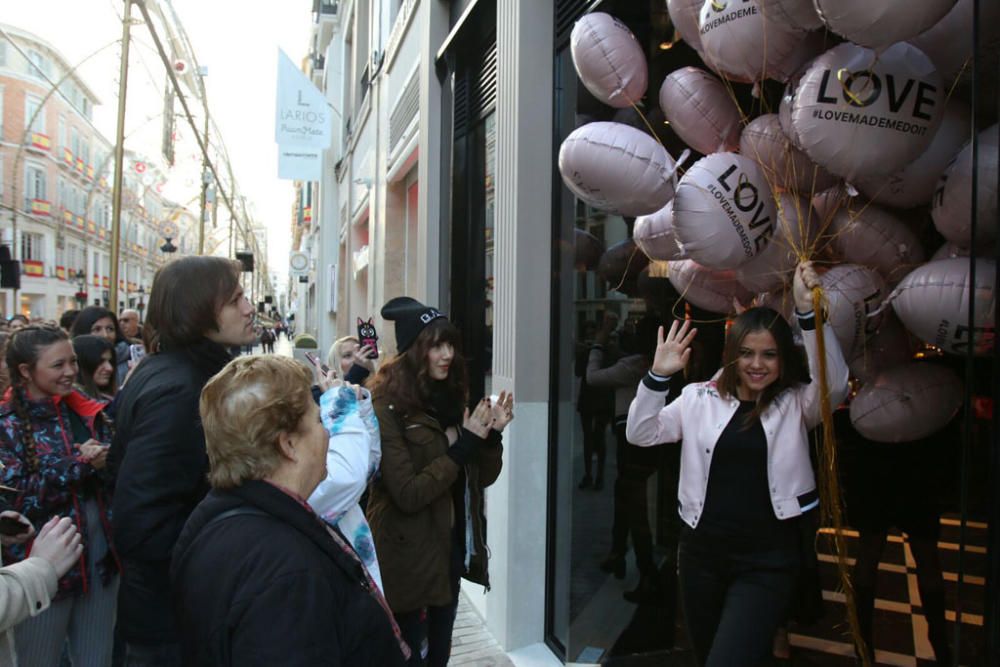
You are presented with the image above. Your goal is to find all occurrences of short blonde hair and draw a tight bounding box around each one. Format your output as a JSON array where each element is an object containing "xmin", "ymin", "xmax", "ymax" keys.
[
  {"xmin": 327, "ymin": 335, "xmax": 359, "ymax": 369},
  {"xmin": 200, "ymin": 356, "xmax": 315, "ymax": 489}
]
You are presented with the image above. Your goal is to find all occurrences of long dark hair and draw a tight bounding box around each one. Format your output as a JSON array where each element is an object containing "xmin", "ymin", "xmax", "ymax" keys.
[
  {"xmin": 145, "ymin": 256, "xmax": 242, "ymax": 351},
  {"xmin": 73, "ymin": 334, "xmax": 117, "ymax": 398},
  {"xmin": 717, "ymin": 307, "xmax": 808, "ymax": 423},
  {"xmin": 0, "ymin": 332, "xmax": 10, "ymax": 395},
  {"xmin": 369, "ymin": 319, "xmax": 468, "ymax": 416},
  {"xmin": 5, "ymin": 325, "xmax": 72, "ymax": 472},
  {"xmin": 71, "ymin": 306, "xmax": 122, "ymax": 343}
]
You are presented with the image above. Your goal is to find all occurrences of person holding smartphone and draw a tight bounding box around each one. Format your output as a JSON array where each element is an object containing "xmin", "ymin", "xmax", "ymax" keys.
[
  {"xmin": 367, "ymin": 297, "xmax": 514, "ymax": 666},
  {"xmin": 326, "ymin": 335, "xmax": 378, "ymax": 385},
  {"xmin": 0, "ymin": 325, "xmax": 119, "ymax": 665}
]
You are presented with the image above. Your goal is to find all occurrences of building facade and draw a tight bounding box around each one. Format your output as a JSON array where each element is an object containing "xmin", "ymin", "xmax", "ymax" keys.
[
  {"xmin": 295, "ymin": 1, "xmax": 994, "ymax": 664},
  {"xmin": 1, "ymin": 24, "xmax": 191, "ymax": 321}
]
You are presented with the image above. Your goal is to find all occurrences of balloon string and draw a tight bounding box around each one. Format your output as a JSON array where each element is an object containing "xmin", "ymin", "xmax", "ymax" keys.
[
  {"xmin": 627, "ymin": 96, "xmax": 665, "ymax": 150},
  {"xmin": 813, "ymin": 287, "xmax": 870, "ymax": 666},
  {"xmin": 945, "ymin": 58, "xmax": 970, "ymax": 104}
]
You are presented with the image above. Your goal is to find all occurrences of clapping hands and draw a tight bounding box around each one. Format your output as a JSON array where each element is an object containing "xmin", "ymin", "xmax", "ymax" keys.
[{"xmin": 489, "ymin": 391, "xmax": 515, "ymax": 433}]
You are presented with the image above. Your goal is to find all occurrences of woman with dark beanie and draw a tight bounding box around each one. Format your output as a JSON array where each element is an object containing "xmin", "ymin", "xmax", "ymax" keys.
[{"xmin": 367, "ymin": 297, "xmax": 514, "ymax": 666}]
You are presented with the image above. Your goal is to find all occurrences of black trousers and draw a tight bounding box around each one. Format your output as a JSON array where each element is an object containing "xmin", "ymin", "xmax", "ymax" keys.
[
  {"xmin": 579, "ymin": 411, "xmax": 610, "ymax": 480},
  {"xmin": 395, "ymin": 539, "xmax": 463, "ymax": 667},
  {"xmin": 610, "ymin": 423, "xmax": 658, "ymax": 574},
  {"xmin": 678, "ymin": 528, "xmax": 798, "ymax": 667}
]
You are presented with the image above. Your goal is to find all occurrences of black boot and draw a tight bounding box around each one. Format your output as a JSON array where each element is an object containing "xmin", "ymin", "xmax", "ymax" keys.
[{"xmin": 623, "ymin": 572, "xmax": 662, "ymax": 604}]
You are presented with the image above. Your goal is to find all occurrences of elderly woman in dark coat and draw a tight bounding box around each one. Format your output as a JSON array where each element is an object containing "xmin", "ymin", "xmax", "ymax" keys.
[{"xmin": 171, "ymin": 355, "xmax": 409, "ymax": 666}]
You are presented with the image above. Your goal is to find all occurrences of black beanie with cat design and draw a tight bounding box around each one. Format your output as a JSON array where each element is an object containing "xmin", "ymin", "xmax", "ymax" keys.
[{"xmin": 380, "ymin": 296, "xmax": 446, "ymax": 354}]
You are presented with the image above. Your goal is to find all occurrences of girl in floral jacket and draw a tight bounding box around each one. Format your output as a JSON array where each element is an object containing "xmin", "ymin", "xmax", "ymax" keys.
[{"xmin": 0, "ymin": 325, "xmax": 120, "ymax": 665}]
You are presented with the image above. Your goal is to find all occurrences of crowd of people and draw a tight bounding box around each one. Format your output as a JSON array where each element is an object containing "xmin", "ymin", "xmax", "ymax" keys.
[
  {"xmin": 0, "ymin": 257, "xmax": 955, "ymax": 666},
  {"xmin": 0, "ymin": 256, "xmax": 515, "ymax": 666}
]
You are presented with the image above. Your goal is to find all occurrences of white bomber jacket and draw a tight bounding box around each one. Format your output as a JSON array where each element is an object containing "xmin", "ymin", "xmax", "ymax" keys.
[{"xmin": 626, "ymin": 317, "xmax": 849, "ymax": 529}]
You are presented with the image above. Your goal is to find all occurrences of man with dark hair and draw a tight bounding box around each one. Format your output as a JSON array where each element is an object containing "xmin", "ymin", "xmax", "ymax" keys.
[
  {"xmin": 58, "ymin": 309, "xmax": 79, "ymax": 334},
  {"xmin": 109, "ymin": 256, "xmax": 256, "ymax": 666}
]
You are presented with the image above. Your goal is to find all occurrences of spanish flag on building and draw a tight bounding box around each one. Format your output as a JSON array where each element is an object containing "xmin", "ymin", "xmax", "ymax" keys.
[
  {"xmin": 22, "ymin": 260, "xmax": 44, "ymax": 277},
  {"xmin": 30, "ymin": 133, "xmax": 51, "ymax": 151},
  {"xmin": 93, "ymin": 274, "xmax": 100, "ymax": 287},
  {"xmin": 304, "ymin": 206, "xmax": 312, "ymax": 223},
  {"xmin": 63, "ymin": 148, "xmax": 74, "ymax": 166},
  {"xmin": 30, "ymin": 199, "xmax": 51, "ymax": 217},
  {"xmin": 86, "ymin": 164, "xmax": 95, "ymax": 180},
  {"xmin": 76, "ymin": 215, "xmax": 85, "ymax": 230},
  {"xmin": 56, "ymin": 266, "xmax": 67, "ymax": 280},
  {"xmin": 63, "ymin": 209, "xmax": 74, "ymax": 224},
  {"xmin": 102, "ymin": 277, "xmax": 110, "ymax": 288},
  {"xmin": 75, "ymin": 157, "xmax": 84, "ymax": 174},
  {"xmin": 87, "ymin": 220, "xmax": 97, "ymax": 234}
]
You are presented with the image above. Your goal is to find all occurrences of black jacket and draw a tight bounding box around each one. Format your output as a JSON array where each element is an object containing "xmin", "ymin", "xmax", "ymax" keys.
[
  {"xmin": 109, "ymin": 339, "xmax": 232, "ymax": 643},
  {"xmin": 171, "ymin": 480, "xmax": 407, "ymax": 667}
]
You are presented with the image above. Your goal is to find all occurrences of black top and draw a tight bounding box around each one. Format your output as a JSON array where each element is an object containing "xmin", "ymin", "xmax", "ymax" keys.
[
  {"xmin": 109, "ymin": 338, "xmax": 232, "ymax": 643},
  {"xmin": 172, "ymin": 480, "xmax": 406, "ymax": 666},
  {"xmin": 697, "ymin": 401, "xmax": 797, "ymax": 548}
]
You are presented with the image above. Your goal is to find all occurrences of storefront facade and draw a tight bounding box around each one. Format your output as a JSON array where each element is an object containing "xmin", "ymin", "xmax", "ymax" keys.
[
  {"xmin": 446, "ymin": 1, "xmax": 995, "ymax": 664},
  {"xmin": 308, "ymin": 2, "xmax": 997, "ymax": 663}
]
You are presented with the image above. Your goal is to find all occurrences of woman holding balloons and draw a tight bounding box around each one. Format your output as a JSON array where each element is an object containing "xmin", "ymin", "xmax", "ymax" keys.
[{"xmin": 626, "ymin": 262, "xmax": 849, "ymax": 666}]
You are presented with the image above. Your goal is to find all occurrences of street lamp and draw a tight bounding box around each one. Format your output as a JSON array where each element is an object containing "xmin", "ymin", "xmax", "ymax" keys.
[
  {"xmin": 136, "ymin": 284, "xmax": 146, "ymax": 324},
  {"xmin": 73, "ymin": 270, "xmax": 88, "ymax": 308}
]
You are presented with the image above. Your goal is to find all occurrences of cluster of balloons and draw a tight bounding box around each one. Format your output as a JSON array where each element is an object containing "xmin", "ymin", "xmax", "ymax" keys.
[{"xmin": 559, "ymin": 1, "xmax": 998, "ymax": 442}]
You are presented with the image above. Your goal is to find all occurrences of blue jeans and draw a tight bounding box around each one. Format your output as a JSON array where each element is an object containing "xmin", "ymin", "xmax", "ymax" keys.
[{"xmin": 678, "ymin": 528, "xmax": 799, "ymax": 667}]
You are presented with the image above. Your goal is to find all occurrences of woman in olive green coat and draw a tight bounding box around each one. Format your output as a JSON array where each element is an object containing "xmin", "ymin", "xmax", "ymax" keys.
[{"xmin": 367, "ymin": 297, "xmax": 514, "ymax": 666}]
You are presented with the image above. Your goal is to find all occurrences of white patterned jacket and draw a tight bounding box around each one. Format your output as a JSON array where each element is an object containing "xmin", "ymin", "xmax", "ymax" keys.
[{"xmin": 626, "ymin": 320, "xmax": 849, "ymax": 529}]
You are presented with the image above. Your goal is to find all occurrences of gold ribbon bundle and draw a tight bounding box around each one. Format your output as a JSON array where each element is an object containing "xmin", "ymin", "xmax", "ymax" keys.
[{"xmin": 812, "ymin": 286, "xmax": 870, "ymax": 666}]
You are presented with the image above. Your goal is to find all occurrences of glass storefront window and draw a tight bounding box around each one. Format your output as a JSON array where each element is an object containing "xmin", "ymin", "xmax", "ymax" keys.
[{"xmin": 547, "ymin": 2, "xmax": 991, "ymax": 665}]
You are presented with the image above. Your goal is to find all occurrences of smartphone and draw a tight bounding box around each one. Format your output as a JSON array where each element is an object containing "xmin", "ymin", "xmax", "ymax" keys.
[
  {"xmin": 304, "ymin": 351, "xmax": 331, "ymax": 375},
  {"xmin": 0, "ymin": 516, "xmax": 30, "ymax": 537},
  {"xmin": 129, "ymin": 344, "xmax": 146, "ymax": 365},
  {"xmin": 357, "ymin": 318, "xmax": 379, "ymax": 359}
]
